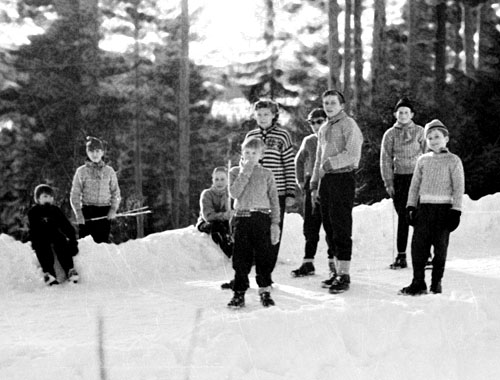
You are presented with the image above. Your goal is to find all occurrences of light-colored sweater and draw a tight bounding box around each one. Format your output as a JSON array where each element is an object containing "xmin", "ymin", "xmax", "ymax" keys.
[
  {"xmin": 229, "ymin": 164, "xmax": 280, "ymax": 225},
  {"xmin": 70, "ymin": 160, "xmax": 121, "ymax": 224},
  {"xmin": 295, "ymin": 133, "xmax": 317, "ymax": 184},
  {"xmin": 198, "ymin": 187, "xmax": 229, "ymax": 223},
  {"xmin": 311, "ymin": 110, "xmax": 363, "ymax": 187},
  {"xmin": 380, "ymin": 121, "xmax": 425, "ymax": 188},
  {"xmin": 407, "ymin": 149, "xmax": 465, "ymax": 211}
]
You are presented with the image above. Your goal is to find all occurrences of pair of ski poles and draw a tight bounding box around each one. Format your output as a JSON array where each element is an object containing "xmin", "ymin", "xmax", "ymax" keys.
[{"xmin": 86, "ymin": 206, "xmax": 152, "ymax": 221}]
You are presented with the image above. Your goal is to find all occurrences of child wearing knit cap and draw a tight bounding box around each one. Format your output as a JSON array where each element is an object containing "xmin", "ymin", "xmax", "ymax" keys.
[
  {"xmin": 196, "ymin": 166, "xmax": 233, "ymax": 258},
  {"xmin": 399, "ymin": 119, "xmax": 465, "ymax": 295},
  {"xmin": 28, "ymin": 184, "xmax": 79, "ymax": 285},
  {"xmin": 70, "ymin": 137, "xmax": 121, "ymax": 243},
  {"xmin": 380, "ymin": 97, "xmax": 425, "ymax": 269}
]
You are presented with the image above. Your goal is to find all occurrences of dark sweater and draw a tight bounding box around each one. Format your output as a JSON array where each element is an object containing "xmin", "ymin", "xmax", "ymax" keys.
[{"xmin": 28, "ymin": 204, "xmax": 77, "ymax": 244}]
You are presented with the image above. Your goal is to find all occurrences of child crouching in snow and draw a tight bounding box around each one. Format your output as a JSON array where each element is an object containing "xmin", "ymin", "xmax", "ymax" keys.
[
  {"xmin": 28, "ymin": 184, "xmax": 79, "ymax": 285},
  {"xmin": 227, "ymin": 137, "xmax": 280, "ymax": 308},
  {"xmin": 399, "ymin": 120, "xmax": 465, "ymax": 295},
  {"xmin": 196, "ymin": 166, "xmax": 233, "ymax": 258}
]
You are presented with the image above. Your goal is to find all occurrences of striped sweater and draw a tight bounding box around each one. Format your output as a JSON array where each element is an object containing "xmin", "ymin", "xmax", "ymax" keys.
[
  {"xmin": 407, "ymin": 149, "xmax": 465, "ymax": 211},
  {"xmin": 311, "ymin": 110, "xmax": 363, "ymax": 187},
  {"xmin": 380, "ymin": 121, "xmax": 425, "ymax": 188},
  {"xmin": 245, "ymin": 123, "xmax": 296, "ymax": 197}
]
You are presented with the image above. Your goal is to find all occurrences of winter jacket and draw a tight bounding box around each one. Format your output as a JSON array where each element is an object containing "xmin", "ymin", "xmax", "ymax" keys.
[
  {"xmin": 70, "ymin": 160, "xmax": 121, "ymax": 224},
  {"xmin": 28, "ymin": 204, "xmax": 77, "ymax": 246}
]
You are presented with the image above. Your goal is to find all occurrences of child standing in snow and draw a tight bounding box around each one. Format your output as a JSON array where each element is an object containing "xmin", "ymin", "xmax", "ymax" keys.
[
  {"xmin": 227, "ymin": 137, "xmax": 280, "ymax": 308},
  {"xmin": 399, "ymin": 120, "xmax": 465, "ymax": 295},
  {"xmin": 28, "ymin": 184, "xmax": 79, "ymax": 285},
  {"xmin": 291, "ymin": 108, "xmax": 335, "ymax": 278},
  {"xmin": 245, "ymin": 99, "xmax": 295, "ymax": 263},
  {"xmin": 196, "ymin": 166, "xmax": 233, "ymax": 258},
  {"xmin": 380, "ymin": 98, "xmax": 425, "ymax": 269},
  {"xmin": 70, "ymin": 137, "xmax": 121, "ymax": 243}
]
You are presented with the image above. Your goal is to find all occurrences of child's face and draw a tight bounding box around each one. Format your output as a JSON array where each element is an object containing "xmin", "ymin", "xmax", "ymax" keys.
[
  {"xmin": 308, "ymin": 117, "xmax": 325, "ymax": 134},
  {"xmin": 87, "ymin": 148, "xmax": 104, "ymax": 163},
  {"xmin": 395, "ymin": 106, "xmax": 414, "ymax": 124},
  {"xmin": 242, "ymin": 147, "xmax": 262, "ymax": 165},
  {"xmin": 38, "ymin": 193, "xmax": 54, "ymax": 205},
  {"xmin": 426, "ymin": 129, "xmax": 449, "ymax": 152},
  {"xmin": 322, "ymin": 95, "xmax": 343, "ymax": 118},
  {"xmin": 212, "ymin": 171, "xmax": 227, "ymax": 190},
  {"xmin": 254, "ymin": 108, "xmax": 274, "ymax": 129}
]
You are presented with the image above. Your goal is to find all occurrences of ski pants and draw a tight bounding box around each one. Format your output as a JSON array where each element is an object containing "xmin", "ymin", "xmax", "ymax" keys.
[
  {"xmin": 32, "ymin": 235, "xmax": 74, "ymax": 277},
  {"xmin": 197, "ymin": 220, "xmax": 233, "ymax": 258},
  {"xmin": 232, "ymin": 212, "xmax": 274, "ymax": 292},
  {"xmin": 81, "ymin": 205, "xmax": 111, "ymax": 243},
  {"xmin": 393, "ymin": 174, "xmax": 413, "ymax": 253}
]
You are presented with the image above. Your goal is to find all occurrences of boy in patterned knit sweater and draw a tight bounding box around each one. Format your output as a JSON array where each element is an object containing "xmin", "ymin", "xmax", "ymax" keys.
[
  {"xmin": 380, "ymin": 98, "xmax": 425, "ymax": 269},
  {"xmin": 399, "ymin": 119, "xmax": 465, "ymax": 295},
  {"xmin": 227, "ymin": 137, "xmax": 280, "ymax": 308},
  {"xmin": 196, "ymin": 167, "xmax": 233, "ymax": 258},
  {"xmin": 291, "ymin": 108, "xmax": 335, "ymax": 278}
]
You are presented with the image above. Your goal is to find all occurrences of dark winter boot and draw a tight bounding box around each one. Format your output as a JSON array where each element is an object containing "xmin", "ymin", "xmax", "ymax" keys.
[
  {"xmin": 67, "ymin": 268, "xmax": 79, "ymax": 283},
  {"xmin": 389, "ymin": 253, "xmax": 407, "ymax": 269},
  {"xmin": 398, "ymin": 280, "xmax": 428, "ymax": 296},
  {"xmin": 321, "ymin": 272, "xmax": 337, "ymax": 289},
  {"xmin": 44, "ymin": 273, "xmax": 59, "ymax": 286},
  {"xmin": 430, "ymin": 281, "xmax": 442, "ymax": 294},
  {"xmin": 259, "ymin": 291, "xmax": 275, "ymax": 307},
  {"xmin": 291, "ymin": 262, "xmax": 315, "ymax": 277},
  {"xmin": 221, "ymin": 279, "xmax": 234, "ymax": 290},
  {"xmin": 227, "ymin": 291, "xmax": 245, "ymax": 308},
  {"xmin": 328, "ymin": 274, "xmax": 350, "ymax": 294}
]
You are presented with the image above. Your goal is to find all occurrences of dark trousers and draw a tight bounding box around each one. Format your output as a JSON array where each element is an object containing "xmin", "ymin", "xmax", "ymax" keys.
[
  {"xmin": 197, "ymin": 220, "xmax": 233, "ymax": 258},
  {"xmin": 32, "ymin": 236, "xmax": 74, "ymax": 277},
  {"xmin": 232, "ymin": 213, "xmax": 274, "ymax": 292},
  {"xmin": 318, "ymin": 172, "xmax": 355, "ymax": 261},
  {"xmin": 393, "ymin": 174, "xmax": 413, "ymax": 253},
  {"xmin": 411, "ymin": 204, "xmax": 451, "ymax": 285},
  {"xmin": 81, "ymin": 205, "xmax": 111, "ymax": 243},
  {"xmin": 303, "ymin": 178, "xmax": 334, "ymax": 260},
  {"xmin": 268, "ymin": 195, "xmax": 286, "ymax": 271}
]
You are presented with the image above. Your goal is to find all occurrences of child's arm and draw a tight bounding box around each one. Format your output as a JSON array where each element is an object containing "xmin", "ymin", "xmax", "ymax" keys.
[
  {"xmin": 229, "ymin": 162, "xmax": 253, "ymax": 199},
  {"xmin": 70, "ymin": 170, "xmax": 85, "ymax": 224},
  {"xmin": 199, "ymin": 190, "xmax": 225, "ymax": 222},
  {"xmin": 323, "ymin": 120, "xmax": 363, "ymax": 171},
  {"xmin": 281, "ymin": 132, "xmax": 296, "ymax": 199},
  {"xmin": 407, "ymin": 158, "xmax": 423, "ymax": 208},
  {"xmin": 450, "ymin": 156, "xmax": 465, "ymax": 211},
  {"xmin": 380, "ymin": 129, "xmax": 395, "ymax": 195},
  {"xmin": 108, "ymin": 168, "xmax": 121, "ymax": 218},
  {"xmin": 294, "ymin": 138, "xmax": 307, "ymax": 190}
]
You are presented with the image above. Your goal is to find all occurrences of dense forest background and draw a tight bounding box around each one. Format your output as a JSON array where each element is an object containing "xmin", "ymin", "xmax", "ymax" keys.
[{"xmin": 1, "ymin": 0, "xmax": 499, "ymax": 243}]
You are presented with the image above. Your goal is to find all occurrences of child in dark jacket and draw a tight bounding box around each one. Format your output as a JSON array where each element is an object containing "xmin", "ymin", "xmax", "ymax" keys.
[
  {"xmin": 196, "ymin": 166, "xmax": 233, "ymax": 258},
  {"xmin": 28, "ymin": 184, "xmax": 79, "ymax": 285},
  {"xmin": 399, "ymin": 119, "xmax": 465, "ymax": 295}
]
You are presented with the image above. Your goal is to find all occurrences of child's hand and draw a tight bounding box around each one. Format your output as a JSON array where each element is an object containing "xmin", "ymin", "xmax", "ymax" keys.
[
  {"xmin": 240, "ymin": 159, "xmax": 255, "ymax": 176},
  {"xmin": 322, "ymin": 159, "xmax": 333, "ymax": 172},
  {"xmin": 270, "ymin": 224, "xmax": 280, "ymax": 245},
  {"xmin": 224, "ymin": 210, "xmax": 234, "ymax": 220},
  {"xmin": 285, "ymin": 197, "xmax": 295, "ymax": 208},
  {"xmin": 406, "ymin": 206, "xmax": 417, "ymax": 226},
  {"xmin": 446, "ymin": 209, "xmax": 461, "ymax": 232},
  {"xmin": 385, "ymin": 185, "xmax": 395, "ymax": 198},
  {"xmin": 107, "ymin": 210, "xmax": 117, "ymax": 219},
  {"xmin": 311, "ymin": 189, "xmax": 319, "ymax": 205}
]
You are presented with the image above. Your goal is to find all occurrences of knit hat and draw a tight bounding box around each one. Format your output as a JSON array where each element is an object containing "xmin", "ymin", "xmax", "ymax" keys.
[
  {"xmin": 307, "ymin": 108, "xmax": 327, "ymax": 121},
  {"xmin": 86, "ymin": 136, "xmax": 104, "ymax": 151},
  {"xmin": 34, "ymin": 184, "xmax": 54, "ymax": 203},
  {"xmin": 394, "ymin": 97, "xmax": 414, "ymax": 112},
  {"xmin": 424, "ymin": 119, "xmax": 449, "ymax": 137}
]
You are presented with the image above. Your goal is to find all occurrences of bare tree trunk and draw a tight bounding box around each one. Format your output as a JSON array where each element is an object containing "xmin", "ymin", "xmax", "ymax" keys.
[
  {"xmin": 371, "ymin": 0, "xmax": 386, "ymax": 104},
  {"xmin": 408, "ymin": 0, "xmax": 422, "ymax": 91},
  {"xmin": 450, "ymin": 1, "xmax": 462, "ymax": 70},
  {"xmin": 435, "ymin": 0, "xmax": 447, "ymax": 109},
  {"xmin": 176, "ymin": 0, "xmax": 191, "ymax": 227},
  {"xmin": 353, "ymin": 0, "xmax": 363, "ymax": 113},
  {"xmin": 343, "ymin": 0, "xmax": 352, "ymax": 113},
  {"xmin": 478, "ymin": 0, "xmax": 492, "ymax": 71},
  {"xmin": 264, "ymin": 0, "xmax": 277, "ymax": 98},
  {"xmin": 463, "ymin": 2, "xmax": 476, "ymax": 75},
  {"xmin": 327, "ymin": 0, "xmax": 341, "ymax": 88}
]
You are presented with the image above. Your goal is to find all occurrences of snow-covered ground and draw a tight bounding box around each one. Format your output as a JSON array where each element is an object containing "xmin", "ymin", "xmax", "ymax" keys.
[{"xmin": 1, "ymin": 194, "xmax": 500, "ymax": 380}]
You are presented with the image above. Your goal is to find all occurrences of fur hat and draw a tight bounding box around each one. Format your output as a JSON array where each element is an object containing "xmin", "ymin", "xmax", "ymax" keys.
[
  {"xmin": 34, "ymin": 184, "xmax": 54, "ymax": 203},
  {"xmin": 86, "ymin": 136, "xmax": 104, "ymax": 151},
  {"xmin": 424, "ymin": 119, "xmax": 449, "ymax": 137},
  {"xmin": 307, "ymin": 108, "xmax": 327, "ymax": 121},
  {"xmin": 394, "ymin": 97, "xmax": 414, "ymax": 112}
]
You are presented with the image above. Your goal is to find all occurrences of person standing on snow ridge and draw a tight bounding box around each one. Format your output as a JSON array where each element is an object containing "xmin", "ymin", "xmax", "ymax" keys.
[
  {"xmin": 380, "ymin": 97, "xmax": 425, "ymax": 269},
  {"xmin": 399, "ymin": 119, "xmax": 465, "ymax": 296},
  {"xmin": 70, "ymin": 136, "xmax": 121, "ymax": 243},
  {"xmin": 310, "ymin": 89, "xmax": 363, "ymax": 294}
]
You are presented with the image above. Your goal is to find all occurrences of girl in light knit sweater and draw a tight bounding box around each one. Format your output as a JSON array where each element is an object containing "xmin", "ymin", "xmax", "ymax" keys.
[{"xmin": 399, "ymin": 120, "xmax": 465, "ymax": 296}]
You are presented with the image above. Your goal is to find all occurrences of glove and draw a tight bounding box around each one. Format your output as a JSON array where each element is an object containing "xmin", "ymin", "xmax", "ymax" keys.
[
  {"xmin": 406, "ymin": 206, "xmax": 417, "ymax": 226},
  {"xmin": 270, "ymin": 224, "xmax": 281, "ymax": 245},
  {"xmin": 68, "ymin": 239, "xmax": 79, "ymax": 256},
  {"xmin": 78, "ymin": 224, "xmax": 88, "ymax": 239},
  {"xmin": 446, "ymin": 209, "xmax": 461, "ymax": 232}
]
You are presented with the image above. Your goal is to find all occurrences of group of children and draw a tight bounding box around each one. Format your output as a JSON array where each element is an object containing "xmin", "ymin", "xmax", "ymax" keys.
[
  {"xmin": 197, "ymin": 90, "xmax": 464, "ymax": 308},
  {"xmin": 28, "ymin": 136, "xmax": 120, "ymax": 285}
]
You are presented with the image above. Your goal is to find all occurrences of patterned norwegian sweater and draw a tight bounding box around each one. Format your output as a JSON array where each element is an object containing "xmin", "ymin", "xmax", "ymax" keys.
[
  {"xmin": 311, "ymin": 110, "xmax": 363, "ymax": 187},
  {"xmin": 70, "ymin": 160, "xmax": 121, "ymax": 224},
  {"xmin": 295, "ymin": 133, "xmax": 317, "ymax": 184},
  {"xmin": 407, "ymin": 149, "xmax": 465, "ymax": 211},
  {"xmin": 380, "ymin": 121, "xmax": 425, "ymax": 188},
  {"xmin": 198, "ymin": 187, "xmax": 229, "ymax": 223},
  {"xmin": 229, "ymin": 164, "xmax": 280, "ymax": 225},
  {"xmin": 245, "ymin": 123, "xmax": 296, "ymax": 197}
]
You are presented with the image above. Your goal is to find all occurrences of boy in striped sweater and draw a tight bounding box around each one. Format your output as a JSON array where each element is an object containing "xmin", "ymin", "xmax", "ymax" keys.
[
  {"xmin": 399, "ymin": 119, "xmax": 465, "ymax": 295},
  {"xmin": 245, "ymin": 99, "xmax": 296, "ymax": 263}
]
